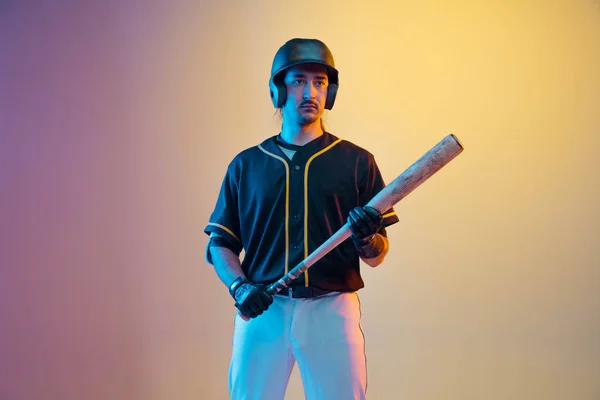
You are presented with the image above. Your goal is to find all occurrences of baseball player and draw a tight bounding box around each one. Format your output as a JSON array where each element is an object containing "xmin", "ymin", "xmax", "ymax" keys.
[{"xmin": 204, "ymin": 38, "xmax": 399, "ymax": 400}]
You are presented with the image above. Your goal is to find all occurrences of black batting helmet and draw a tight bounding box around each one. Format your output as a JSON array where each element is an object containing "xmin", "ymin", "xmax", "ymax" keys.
[{"xmin": 269, "ymin": 38, "xmax": 339, "ymax": 110}]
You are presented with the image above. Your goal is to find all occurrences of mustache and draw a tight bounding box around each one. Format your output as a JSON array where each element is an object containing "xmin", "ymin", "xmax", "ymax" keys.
[{"xmin": 299, "ymin": 101, "xmax": 318, "ymax": 108}]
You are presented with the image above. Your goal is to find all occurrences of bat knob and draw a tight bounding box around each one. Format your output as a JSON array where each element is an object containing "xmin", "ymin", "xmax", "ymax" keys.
[{"xmin": 238, "ymin": 311, "xmax": 250, "ymax": 321}]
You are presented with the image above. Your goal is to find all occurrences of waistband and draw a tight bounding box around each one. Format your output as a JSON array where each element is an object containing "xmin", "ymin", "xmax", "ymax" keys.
[{"xmin": 274, "ymin": 286, "xmax": 339, "ymax": 299}]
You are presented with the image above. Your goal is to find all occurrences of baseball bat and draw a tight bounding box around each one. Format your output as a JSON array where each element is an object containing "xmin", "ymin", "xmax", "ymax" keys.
[{"xmin": 239, "ymin": 133, "xmax": 464, "ymax": 320}]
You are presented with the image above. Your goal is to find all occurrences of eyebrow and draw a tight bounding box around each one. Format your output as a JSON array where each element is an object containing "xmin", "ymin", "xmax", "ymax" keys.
[{"xmin": 289, "ymin": 73, "xmax": 328, "ymax": 80}]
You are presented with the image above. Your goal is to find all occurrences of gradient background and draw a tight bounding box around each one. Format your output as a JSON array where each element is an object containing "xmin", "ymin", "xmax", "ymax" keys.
[{"xmin": 1, "ymin": 1, "xmax": 599, "ymax": 399}]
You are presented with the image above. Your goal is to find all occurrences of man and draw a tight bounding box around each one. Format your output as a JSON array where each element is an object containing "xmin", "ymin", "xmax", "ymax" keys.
[{"xmin": 204, "ymin": 38, "xmax": 399, "ymax": 400}]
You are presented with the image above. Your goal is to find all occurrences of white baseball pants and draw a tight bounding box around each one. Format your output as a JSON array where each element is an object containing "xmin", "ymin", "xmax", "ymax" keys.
[{"xmin": 228, "ymin": 291, "xmax": 368, "ymax": 400}]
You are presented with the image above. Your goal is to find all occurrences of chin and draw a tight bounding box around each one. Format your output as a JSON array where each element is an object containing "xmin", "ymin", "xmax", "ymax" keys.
[
  {"xmin": 298, "ymin": 113, "xmax": 321, "ymax": 125},
  {"xmin": 298, "ymin": 117, "xmax": 320, "ymax": 126}
]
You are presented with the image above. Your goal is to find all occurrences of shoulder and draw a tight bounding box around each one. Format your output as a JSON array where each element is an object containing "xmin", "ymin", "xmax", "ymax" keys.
[
  {"xmin": 328, "ymin": 133, "xmax": 376, "ymax": 161},
  {"xmin": 226, "ymin": 136, "xmax": 277, "ymax": 170},
  {"xmin": 231, "ymin": 144, "xmax": 264, "ymax": 163}
]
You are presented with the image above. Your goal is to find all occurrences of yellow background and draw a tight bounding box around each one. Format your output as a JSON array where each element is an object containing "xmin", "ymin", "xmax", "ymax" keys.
[{"xmin": 1, "ymin": 1, "xmax": 598, "ymax": 399}]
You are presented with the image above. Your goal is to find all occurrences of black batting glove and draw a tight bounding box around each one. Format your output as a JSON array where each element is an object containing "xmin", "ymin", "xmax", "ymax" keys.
[
  {"xmin": 229, "ymin": 277, "xmax": 273, "ymax": 319},
  {"xmin": 347, "ymin": 206, "xmax": 383, "ymax": 246}
]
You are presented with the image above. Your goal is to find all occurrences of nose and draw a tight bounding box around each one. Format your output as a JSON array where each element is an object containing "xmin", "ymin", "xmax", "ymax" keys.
[{"xmin": 303, "ymin": 81, "xmax": 317, "ymax": 100}]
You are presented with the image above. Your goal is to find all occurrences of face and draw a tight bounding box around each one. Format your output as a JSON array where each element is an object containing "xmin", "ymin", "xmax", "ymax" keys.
[{"xmin": 281, "ymin": 63, "xmax": 329, "ymax": 125}]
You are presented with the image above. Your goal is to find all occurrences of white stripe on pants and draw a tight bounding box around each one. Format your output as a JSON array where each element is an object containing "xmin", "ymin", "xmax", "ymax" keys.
[{"xmin": 228, "ymin": 291, "xmax": 367, "ymax": 400}]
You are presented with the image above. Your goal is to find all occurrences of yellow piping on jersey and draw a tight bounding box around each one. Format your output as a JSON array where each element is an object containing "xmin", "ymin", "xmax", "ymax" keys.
[
  {"xmin": 207, "ymin": 222, "xmax": 241, "ymax": 244},
  {"xmin": 258, "ymin": 145, "xmax": 290, "ymax": 275},
  {"xmin": 382, "ymin": 211, "xmax": 397, "ymax": 219},
  {"xmin": 303, "ymin": 138, "xmax": 343, "ymax": 286}
]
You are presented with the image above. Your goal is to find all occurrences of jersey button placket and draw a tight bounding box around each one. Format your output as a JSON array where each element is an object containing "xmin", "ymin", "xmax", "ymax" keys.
[
  {"xmin": 294, "ymin": 165, "xmax": 302, "ymax": 251},
  {"xmin": 288, "ymin": 162, "xmax": 305, "ymax": 284}
]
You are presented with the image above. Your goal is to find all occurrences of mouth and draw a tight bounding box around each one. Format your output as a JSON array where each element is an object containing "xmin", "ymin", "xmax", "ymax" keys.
[{"xmin": 300, "ymin": 104, "xmax": 318, "ymax": 111}]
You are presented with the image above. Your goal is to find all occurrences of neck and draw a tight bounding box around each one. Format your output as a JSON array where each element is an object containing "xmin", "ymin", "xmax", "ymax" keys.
[{"xmin": 280, "ymin": 117, "xmax": 324, "ymax": 146}]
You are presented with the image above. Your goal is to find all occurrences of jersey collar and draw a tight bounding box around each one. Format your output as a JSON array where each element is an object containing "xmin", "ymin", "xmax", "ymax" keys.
[{"xmin": 261, "ymin": 131, "xmax": 340, "ymax": 161}]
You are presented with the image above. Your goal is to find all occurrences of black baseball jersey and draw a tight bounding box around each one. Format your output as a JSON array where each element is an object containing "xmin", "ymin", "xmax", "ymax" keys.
[{"xmin": 204, "ymin": 131, "xmax": 399, "ymax": 292}]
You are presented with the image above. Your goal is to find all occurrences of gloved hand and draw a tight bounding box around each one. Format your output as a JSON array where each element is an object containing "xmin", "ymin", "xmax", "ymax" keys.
[
  {"xmin": 347, "ymin": 206, "xmax": 383, "ymax": 246},
  {"xmin": 229, "ymin": 277, "xmax": 273, "ymax": 319}
]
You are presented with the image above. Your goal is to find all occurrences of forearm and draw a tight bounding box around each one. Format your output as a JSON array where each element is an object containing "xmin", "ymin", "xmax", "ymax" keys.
[
  {"xmin": 208, "ymin": 245, "xmax": 273, "ymax": 319},
  {"xmin": 208, "ymin": 245, "xmax": 246, "ymax": 288},
  {"xmin": 356, "ymin": 233, "xmax": 389, "ymax": 268}
]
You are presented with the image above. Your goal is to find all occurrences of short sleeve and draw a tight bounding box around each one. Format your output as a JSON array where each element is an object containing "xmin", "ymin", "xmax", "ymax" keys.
[
  {"xmin": 204, "ymin": 161, "xmax": 243, "ymax": 254},
  {"xmin": 359, "ymin": 154, "xmax": 400, "ymax": 231}
]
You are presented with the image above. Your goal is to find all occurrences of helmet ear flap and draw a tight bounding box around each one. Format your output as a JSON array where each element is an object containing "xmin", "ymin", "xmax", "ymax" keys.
[
  {"xmin": 269, "ymin": 79, "xmax": 287, "ymax": 108},
  {"xmin": 325, "ymin": 82, "xmax": 338, "ymax": 110}
]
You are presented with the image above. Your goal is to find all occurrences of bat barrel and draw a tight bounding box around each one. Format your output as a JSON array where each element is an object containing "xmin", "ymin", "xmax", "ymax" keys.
[{"xmin": 366, "ymin": 134, "xmax": 464, "ymax": 214}]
